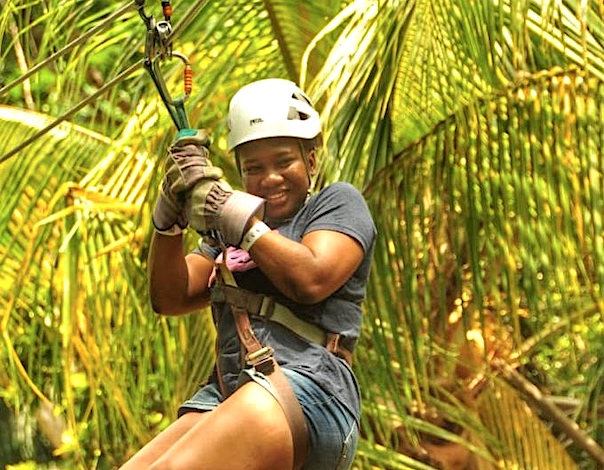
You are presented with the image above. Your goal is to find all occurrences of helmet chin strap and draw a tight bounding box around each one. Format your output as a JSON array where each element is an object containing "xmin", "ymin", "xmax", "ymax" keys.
[{"xmin": 297, "ymin": 140, "xmax": 314, "ymax": 189}]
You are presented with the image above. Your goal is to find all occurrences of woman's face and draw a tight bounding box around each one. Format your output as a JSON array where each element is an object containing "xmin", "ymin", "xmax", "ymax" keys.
[{"xmin": 238, "ymin": 137, "xmax": 315, "ymax": 223}]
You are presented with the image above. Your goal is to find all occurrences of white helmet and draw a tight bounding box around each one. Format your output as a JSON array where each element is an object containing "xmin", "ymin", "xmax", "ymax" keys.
[{"xmin": 227, "ymin": 78, "xmax": 321, "ymax": 151}]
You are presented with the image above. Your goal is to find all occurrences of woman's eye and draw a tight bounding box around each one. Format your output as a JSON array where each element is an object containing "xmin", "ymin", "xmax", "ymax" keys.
[
  {"xmin": 243, "ymin": 166, "xmax": 261, "ymax": 175},
  {"xmin": 279, "ymin": 158, "xmax": 295, "ymax": 168}
]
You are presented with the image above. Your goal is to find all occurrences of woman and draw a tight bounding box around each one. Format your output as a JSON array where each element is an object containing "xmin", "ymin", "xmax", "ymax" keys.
[{"xmin": 120, "ymin": 78, "xmax": 376, "ymax": 470}]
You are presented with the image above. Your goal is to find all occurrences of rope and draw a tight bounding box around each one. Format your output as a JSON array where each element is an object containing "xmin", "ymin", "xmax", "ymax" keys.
[
  {"xmin": 0, "ymin": 0, "xmax": 206, "ymax": 162},
  {"xmin": 168, "ymin": 1, "xmax": 208, "ymax": 41}
]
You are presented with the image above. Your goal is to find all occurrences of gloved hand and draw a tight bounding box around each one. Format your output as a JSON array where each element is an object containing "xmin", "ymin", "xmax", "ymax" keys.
[
  {"xmin": 152, "ymin": 129, "xmax": 224, "ymax": 235},
  {"xmin": 188, "ymin": 179, "xmax": 265, "ymax": 246}
]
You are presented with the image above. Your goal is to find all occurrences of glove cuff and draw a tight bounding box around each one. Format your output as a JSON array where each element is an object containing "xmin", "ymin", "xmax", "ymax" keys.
[
  {"xmin": 219, "ymin": 190, "xmax": 265, "ymax": 246},
  {"xmin": 173, "ymin": 129, "xmax": 211, "ymax": 147},
  {"xmin": 153, "ymin": 192, "xmax": 187, "ymax": 236}
]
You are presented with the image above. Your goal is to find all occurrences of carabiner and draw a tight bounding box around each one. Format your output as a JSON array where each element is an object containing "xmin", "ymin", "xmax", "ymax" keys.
[
  {"xmin": 136, "ymin": 1, "xmax": 192, "ymax": 130},
  {"xmin": 145, "ymin": 50, "xmax": 192, "ymax": 130}
]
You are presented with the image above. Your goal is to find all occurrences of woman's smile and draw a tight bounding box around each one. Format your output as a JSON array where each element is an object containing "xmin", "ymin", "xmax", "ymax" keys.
[{"xmin": 265, "ymin": 189, "xmax": 288, "ymax": 205}]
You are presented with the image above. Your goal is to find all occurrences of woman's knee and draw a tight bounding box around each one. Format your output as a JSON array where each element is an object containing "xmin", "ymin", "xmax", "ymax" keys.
[
  {"xmin": 218, "ymin": 382, "xmax": 294, "ymax": 467},
  {"xmin": 147, "ymin": 385, "xmax": 294, "ymax": 470}
]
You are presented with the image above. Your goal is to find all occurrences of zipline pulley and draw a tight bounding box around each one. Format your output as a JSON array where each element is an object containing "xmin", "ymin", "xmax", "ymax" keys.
[{"xmin": 136, "ymin": 0, "xmax": 191, "ymax": 130}]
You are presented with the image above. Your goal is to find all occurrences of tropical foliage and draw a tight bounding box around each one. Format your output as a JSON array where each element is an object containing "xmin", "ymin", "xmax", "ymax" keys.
[{"xmin": 1, "ymin": 0, "xmax": 603, "ymax": 469}]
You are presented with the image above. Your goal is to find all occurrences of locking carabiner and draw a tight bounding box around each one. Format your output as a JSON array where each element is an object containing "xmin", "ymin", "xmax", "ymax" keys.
[{"xmin": 136, "ymin": 1, "xmax": 192, "ymax": 130}]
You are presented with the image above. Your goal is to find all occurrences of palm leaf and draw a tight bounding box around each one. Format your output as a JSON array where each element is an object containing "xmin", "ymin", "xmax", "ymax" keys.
[
  {"xmin": 478, "ymin": 378, "xmax": 580, "ymax": 469},
  {"xmin": 1, "ymin": 0, "xmax": 604, "ymax": 468},
  {"xmin": 305, "ymin": 0, "xmax": 604, "ymax": 467},
  {"xmin": 0, "ymin": 102, "xmax": 218, "ymax": 464}
]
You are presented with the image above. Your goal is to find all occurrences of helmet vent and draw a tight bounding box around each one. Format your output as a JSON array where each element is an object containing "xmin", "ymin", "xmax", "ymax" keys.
[
  {"xmin": 288, "ymin": 106, "xmax": 310, "ymax": 121},
  {"xmin": 292, "ymin": 91, "xmax": 311, "ymax": 104}
]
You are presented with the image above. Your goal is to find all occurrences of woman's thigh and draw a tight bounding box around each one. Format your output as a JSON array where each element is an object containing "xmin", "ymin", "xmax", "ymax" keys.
[
  {"xmin": 173, "ymin": 370, "xmax": 359, "ymax": 470},
  {"xmin": 238, "ymin": 368, "xmax": 359, "ymax": 470},
  {"xmin": 119, "ymin": 412, "xmax": 208, "ymax": 469},
  {"xmin": 153, "ymin": 380, "xmax": 293, "ymax": 470}
]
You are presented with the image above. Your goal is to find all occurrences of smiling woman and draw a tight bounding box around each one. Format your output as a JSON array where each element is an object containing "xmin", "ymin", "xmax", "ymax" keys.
[
  {"xmin": 3, "ymin": 1, "xmax": 604, "ymax": 468},
  {"xmin": 119, "ymin": 78, "xmax": 377, "ymax": 470},
  {"xmin": 238, "ymin": 137, "xmax": 316, "ymax": 224}
]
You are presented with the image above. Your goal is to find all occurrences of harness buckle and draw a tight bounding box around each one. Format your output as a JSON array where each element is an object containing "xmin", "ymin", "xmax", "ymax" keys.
[{"xmin": 245, "ymin": 346, "xmax": 275, "ymax": 375}]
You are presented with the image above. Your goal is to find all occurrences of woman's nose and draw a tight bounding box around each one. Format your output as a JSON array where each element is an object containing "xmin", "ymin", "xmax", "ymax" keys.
[{"xmin": 262, "ymin": 168, "xmax": 284, "ymax": 185}]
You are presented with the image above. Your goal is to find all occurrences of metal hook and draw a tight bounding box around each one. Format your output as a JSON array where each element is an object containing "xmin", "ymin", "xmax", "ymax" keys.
[
  {"xmin": 137, "ymin": 0, "xmax": 191, "ymax": 130},
  {"xmin": 144, "ymin": 51, "xmax": 191, "ymax": 130}
]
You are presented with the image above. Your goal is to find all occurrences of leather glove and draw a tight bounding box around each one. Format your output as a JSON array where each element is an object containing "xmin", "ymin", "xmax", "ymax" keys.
[
  {"xmin": 152, "ymin": 129, "xmax": 224, "ymax": 235},
  {"xmin": 188, "ymin": 179, "xmax": 265, "ymax": 246}
]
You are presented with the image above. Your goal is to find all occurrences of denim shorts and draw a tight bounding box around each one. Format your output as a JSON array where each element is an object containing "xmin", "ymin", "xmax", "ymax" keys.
[{"xmin": 179, "ymin": 367, "xmax": 359, "ymax": 470}]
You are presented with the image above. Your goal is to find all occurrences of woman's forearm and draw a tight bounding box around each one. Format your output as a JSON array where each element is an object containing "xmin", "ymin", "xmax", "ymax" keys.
[{"xmin": 148, "ymin": 233, "xmax": 212, "ymax": 314}]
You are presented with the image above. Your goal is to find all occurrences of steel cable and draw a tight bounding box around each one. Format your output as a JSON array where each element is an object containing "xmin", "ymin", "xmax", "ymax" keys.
[
  {"xmin": 0, "ymin": 1, "xmax": 137, "ymax": 98},
  {"xmin": 0, "ymin": 0, "xmax": 207, "ymax": 162},
  {"xmin": 0, "ymin": 61, "xmax": 142, "ymax": 164}
]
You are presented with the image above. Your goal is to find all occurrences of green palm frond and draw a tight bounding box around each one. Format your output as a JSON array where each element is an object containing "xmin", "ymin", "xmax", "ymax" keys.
[
  {"xmin": 0, "ymin": 101, "xmax": 218, "ymax": 465},
  {"xmin": 1, "ymin": 0, "xmax": 603, "ymax": 468},
  {"xmin": 304, "ymin": 1, "xmax": 603, "ymax": 467},
  {"xmin": 355, "ymin": 67, "xmax": 603, "ymax": 469},
  {"xmin": 261, "ymin": 0, "xmax": 344, "ymax": 79}
]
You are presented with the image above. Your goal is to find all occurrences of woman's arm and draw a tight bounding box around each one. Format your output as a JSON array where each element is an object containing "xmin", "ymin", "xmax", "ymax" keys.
[
  {"xmin": 248, "ymin": 222, "xmax": 364, "ymax": 305},
  {"xmin": 147, "ymin": 233, "xmax": 215, "ymax": 315}
]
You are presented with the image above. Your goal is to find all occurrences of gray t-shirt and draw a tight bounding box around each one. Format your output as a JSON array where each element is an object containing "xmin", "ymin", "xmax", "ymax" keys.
[{"xmin": 201, "ymin": 182, "xmax": 376, "ymax": 422}]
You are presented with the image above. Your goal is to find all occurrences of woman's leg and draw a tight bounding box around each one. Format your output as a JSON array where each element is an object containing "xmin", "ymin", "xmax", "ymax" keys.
[
  {"xmin": 121, "ymin": 380, "xmax": 293, "ymax": 470},
  {"xmin": 119, "ymin": 411, "xmax": 210, "ymax": 469}
]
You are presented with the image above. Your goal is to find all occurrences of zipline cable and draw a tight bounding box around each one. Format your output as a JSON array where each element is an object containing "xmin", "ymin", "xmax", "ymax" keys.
[
  {"xmin": 0, "ymin": 61, "xmax": 142, "ymax": 164},
  {"xmin": 0, "ymin": 1, "xmax": 136, "ymax": 99},
  {"xmin": 167, "ymin": 1, "xmax": 208, "ymax": 45},
  {"xmin": 0, "ymin": 1, "xmax": 203, "ymax": 162}
]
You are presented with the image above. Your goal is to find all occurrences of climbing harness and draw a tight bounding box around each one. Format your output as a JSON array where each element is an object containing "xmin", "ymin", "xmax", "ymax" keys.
[
  {"xmin": 211, "ymin": 261, "xmax": 309, "ymax": 469},
  {"xmin": 136, "ymin": 0, "xmax": 192, "ymax": 130},
  {"xmin": 211, "ymin": 261, "xmax": 354, "ymax": 470},
  {"xmin": 211, "ymin": 283, "xmax": 353, "ymax": 366}
]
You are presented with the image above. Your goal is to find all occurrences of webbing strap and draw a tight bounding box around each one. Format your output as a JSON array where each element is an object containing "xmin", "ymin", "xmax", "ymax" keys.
[
  {"xmin": 230, "ymin": 304, "xmax": 309, "ymax": 469},
  {"xmin": 211, "ymin": 283, "xmax": 353, "ymax": 366},
  {"xmin": 214, "ymin": 260, "xmax": 309, "ymax": 469},
  {"xmin": 217, "ymin": 260, "xmax": 237, "ymax": 287},
  {"xmin": 264, "ymin": 363, "xmax": 310, "ymax": 470}
]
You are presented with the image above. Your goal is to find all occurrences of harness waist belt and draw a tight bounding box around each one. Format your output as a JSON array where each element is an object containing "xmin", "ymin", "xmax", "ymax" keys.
[
  {"xmin": 211, "ymin": 284, "xmax": 326, "ymax": 345},
  {"xmin": 210, "ymin": 284, "xmax": 353, "ymax": 365},
  {"xmin": 259, "ymin": 297, "xmax": 329, "ymax": 346}
]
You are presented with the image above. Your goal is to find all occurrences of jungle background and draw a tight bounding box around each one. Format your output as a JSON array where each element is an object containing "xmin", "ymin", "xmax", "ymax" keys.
[{"xmin": 1, "ymin": 0, "xmax": 603, "ymax": 469}]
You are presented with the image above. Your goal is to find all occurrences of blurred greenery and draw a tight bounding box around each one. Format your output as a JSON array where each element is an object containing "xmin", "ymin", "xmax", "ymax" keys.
[{"xmin": 1, "ymin": 0, "xmax": 603, "ymax": 469}]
